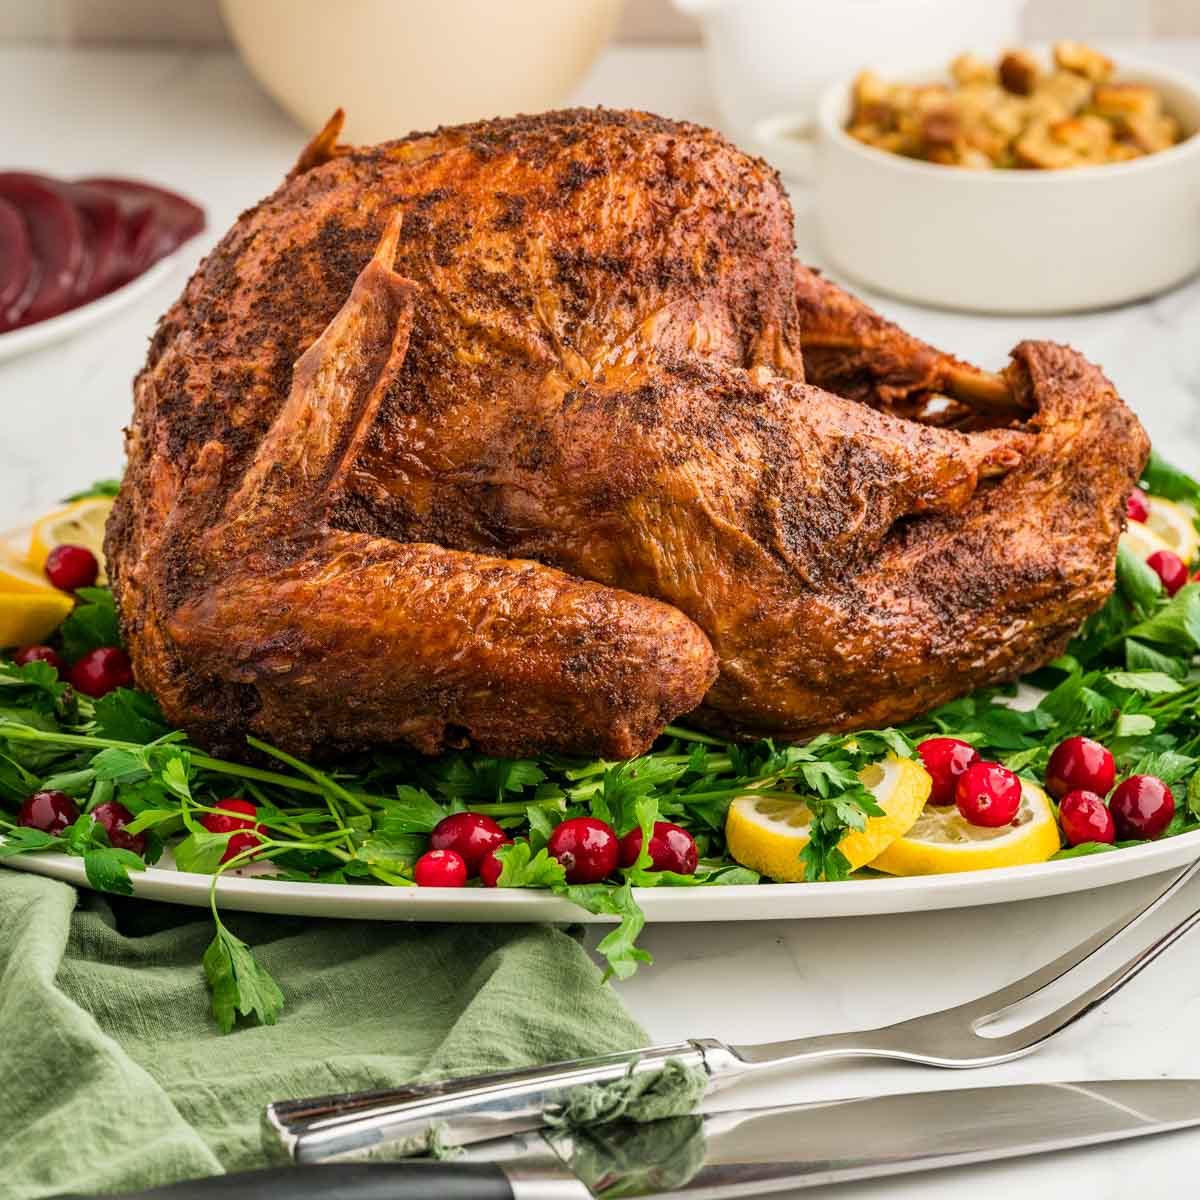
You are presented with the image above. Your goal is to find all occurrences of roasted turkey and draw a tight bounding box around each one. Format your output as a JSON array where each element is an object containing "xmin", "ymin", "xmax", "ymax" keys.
[{"xmin": 106, "ymin": 108, "xmax": 1149, "ymax": 761}]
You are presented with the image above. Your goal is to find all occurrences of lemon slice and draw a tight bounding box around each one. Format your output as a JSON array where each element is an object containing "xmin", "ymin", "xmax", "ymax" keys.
[
  {"xmin": 0, "ymin": 586, "xmax": 74, "ymax": 648},
  {"xmin": 870, "ymin": 781, "xmax": 1060, "ymax": 876},
  {"xmin": 0, "ymin": 547, "xmax": 62, "ymax": 596},
  {"xmin": 725, "ymin": 755, "xmax": 931, "ymax": 881},
  {"xmin": 1120, "ymin": 522, "xmax": 1173, "ymax": 563},
  {"xmin": 28, "ymin": 496, "xmax": 115, "ymax": 584},
  {"xmin": 1143, "ymin": 496, "xmax": 1199, "ymax": 563}
]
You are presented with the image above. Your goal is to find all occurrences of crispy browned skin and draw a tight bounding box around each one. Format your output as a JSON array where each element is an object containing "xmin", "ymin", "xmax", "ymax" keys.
[{"xmin": 107, "ymin": 108, "xmax": 1148, "ymax": 758}]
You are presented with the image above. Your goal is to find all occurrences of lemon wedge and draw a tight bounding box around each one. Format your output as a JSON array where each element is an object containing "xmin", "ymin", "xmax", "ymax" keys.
[
  {"xmin": 0, "ymin": 565, "xmax": 74, "ymax": 649},
  {"xmin": 1143, "ymin": 496, "xmax": 1199, "ymax": 563},
  {"xmin": 870, "ymin": 781, "xmax": 1060, "ymax": 876},
  {"xmin": 28, "ymin": 496, "xmax": 114, "ymax": 584},
  {"xmin": 0, "ymin": 547, "xmax": 61, "ymax": 596},
  {"xmin": 1120, "ymin": 522, "xmax": 1173, "ymax": 563},
  {"xmin": 725, "ymin": 754, "xmax": 931, "ymax": 881}
]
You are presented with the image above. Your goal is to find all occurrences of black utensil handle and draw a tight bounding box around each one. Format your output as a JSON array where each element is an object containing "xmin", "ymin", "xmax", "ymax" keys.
[{"xmin": 60, "ymin": 1162, "xmax": 515, "ymax": 1200}]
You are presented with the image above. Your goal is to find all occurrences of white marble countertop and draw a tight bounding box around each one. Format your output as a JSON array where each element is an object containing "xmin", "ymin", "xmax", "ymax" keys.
[{"xmin": 3, "ymin": 39, "xmax": 1200, "ymax": 1199}]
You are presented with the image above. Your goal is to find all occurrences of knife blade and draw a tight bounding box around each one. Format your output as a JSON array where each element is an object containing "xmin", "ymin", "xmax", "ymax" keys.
[{"xmin": 59, "ymin": 1079, "xmax": 1200, "ymax": 1200}]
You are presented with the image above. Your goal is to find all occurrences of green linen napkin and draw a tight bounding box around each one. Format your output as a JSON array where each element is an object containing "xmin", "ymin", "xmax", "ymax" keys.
[{"xmin": 0, "ymin": 871, "xmax": 651, "ymax": 1199}]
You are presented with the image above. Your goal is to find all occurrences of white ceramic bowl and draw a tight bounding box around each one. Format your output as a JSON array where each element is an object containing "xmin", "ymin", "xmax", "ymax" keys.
[
  {"xmin": 810, "ymin": 55, "xmax": 1200, "ymax": 313},
  {"xmin": 220, "ymin": 0, "xmax": 624, "ymax": 144},
  {"xmin": 675, "ymin": 0, "xmax": 1024, "ymax": 149}
]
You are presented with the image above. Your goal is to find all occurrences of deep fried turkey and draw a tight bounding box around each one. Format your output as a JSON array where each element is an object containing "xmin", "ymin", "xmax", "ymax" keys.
[{"xmin": 106, "ymin": 109, "xmax": 1148, "ymax": 759}]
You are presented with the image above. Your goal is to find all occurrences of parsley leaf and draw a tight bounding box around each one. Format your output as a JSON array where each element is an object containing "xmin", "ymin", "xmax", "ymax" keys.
[
  {"xmin": 800, "ymin": 829, "xmax": 852, "ymax": 883},
  {"xmin": 1124, "ymin": 639, "xmax": 1189, "ymax": 679},
  {"xmin": 91, "ymin": 745, "xmax": 151, "ymax": 785},
  {"xmin": 1052, "ymin": 841, "xmax": 1120, "ymax": 860},
  {"xmin": 0, "ymin": 827, "xmax": 59, "ymax": 857},
  {"xmin": 0, "ymin": 754, "xmax": 39, "ymax": 801},
  {"xmin": 561, "ymin": 879, "xmax": 652, "ymax": 980},
  {"xmin": 589, "ymin": 758, "xmax": 682, "ymax": 836},
  {"xmin": 173, "ymin": 830, "xmax": 232, "ymax": 874},
  {"xmin": 59, "ymin": 587, "xmax": 123, "ymax": 659},
  {"xmin": 1116, "ymin": 713, "xmax": 1157, "ymax": 737},
  {"xmin": 92, "ymin": 688, "xmax": 171, "ymax": 743},
  {"xmin": 1124, "ymin": 584, "xmax": 1200, "ymax": 653},
  {"xmin": 356, "ymin": 824, "xmax": 426, "ymax": 868},
  {"xmin": 493, "ymin": 841, "xmax": 567, "ymax": 887},
  {"xmin": 0, "ymin": 659, "xmax": 69, "ymax": 708},
  {"xmin": 1125, "ymin": 750, "xmax": 1197, "ymax": 786},
  {"xmin": 1141, "ymin": 451, "xmax": 1200, "ymax": 509},
  {"xmin": 0, "ymin": 706, "xmax": 70, "ymax": 771},
  {"xmin": 1115, "ymin": 540, "xmax": 1165, "ymax": 616},
  {"xmin": 157, "ymin": 750, "xmax": 193, "ymax": 802},
  {"xmin": 431, "ymin": 755, "xmax": 547, "ymax": 802},
  {"xmin": 62, "ymin": 813, "xmax": 99, "ymax": 855},
  {"xmin": 63, "ymin": 478, "xmax": 122, "ymax": 501},
  {"xmin": 1188, "ymin": 771, "xmax": 1200, "ymax": 821},
  {"xmin": 83, "ymin": 846, "xmax": 146, "ymax": 895},
  {"xmin": 202, "ymin": 923, "xmax": 284, "ymax": 1034},
  {"xmin": 526, "ymin": 804, "xmax": 562, "ymax": 852},
  {"xmin": 1038, "ymin": 672, "xmax": 1114, "ymax": 732},
  {"xmin": 376, "ymin": 785, "xmax": 446, "ymax": 833},
  {"xmin": 122, "ymin": 807, "xmax": 184, "ymax": 836},
  {"xmin": 1103, "ymin": 671, "xmax": 1184, "ymax": 695}
]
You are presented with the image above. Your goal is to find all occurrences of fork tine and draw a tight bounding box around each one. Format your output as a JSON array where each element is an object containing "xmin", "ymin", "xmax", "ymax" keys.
[
  {"xmin": 980, "ymin": 901, "xmax": 1200, "ymax": 1054},
  {"xmin": 926, "ymin": 854, "xmax": 1200, "ymax": 1026}
]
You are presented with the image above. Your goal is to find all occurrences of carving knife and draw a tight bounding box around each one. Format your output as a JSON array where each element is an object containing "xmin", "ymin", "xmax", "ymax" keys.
[{"xmin": 61, "ymin": 1079, "xmax": 1200, "ymax": 1199}]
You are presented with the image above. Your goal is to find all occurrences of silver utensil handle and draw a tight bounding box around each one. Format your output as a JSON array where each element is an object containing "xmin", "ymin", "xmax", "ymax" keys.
[{"xmin": 266, "ymin": 1040, "xmax": 710, "ymax": 1163}]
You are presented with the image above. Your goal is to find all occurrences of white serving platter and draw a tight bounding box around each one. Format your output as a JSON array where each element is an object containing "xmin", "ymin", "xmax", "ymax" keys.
[{"xmin": 5, "ymin": 828, "xmax": 1198, "ymax": 922}]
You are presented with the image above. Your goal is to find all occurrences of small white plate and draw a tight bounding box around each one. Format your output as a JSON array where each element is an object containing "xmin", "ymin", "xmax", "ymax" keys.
[
  {"xmin": 0, "ymin": 250, "xmax": 184, "ymax": 362},
  {"xmin": 4, "ymin": 828, "xmax": 1198, "ymax": 922}
]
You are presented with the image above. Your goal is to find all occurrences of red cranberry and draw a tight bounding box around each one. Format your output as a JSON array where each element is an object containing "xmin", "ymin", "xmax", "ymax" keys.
[
  {"xmin": 430, "ymin": 811, "xmax": 509, "ymax": 875},
  {"xmin": 69, "ymin": 646, "xmax": 133, "ymax": 697},
  {"xmin": 1126, "ymin": 487, "xmax": 1150, "ymax": 523},
  {"xmin": 44, "ymin": 544, "xmax": 99, "ymax": 591},
  {"xmin": 201, "ymin": 797, "xmax": 265, "ymax": 864},
  {"xmin": 1058, "ymin": 789, "xmax": 1116, "ymax": 846},
  {"xmin": 918, "ymin": 737, "xmax": 980, "ymax": 806},
  {"xmin": 1147, "ymin": 549, "xmax": 1188, "ymax": 597},
  {"xmin": 1045, "ymin": 736, "xmax": 1115, "ymax": 800},
  {"xmin": 1109, "ymin": 775, "xmax": 1175, "ymax": 840},
  {"xmin": 12, "ymin": 644, "xmax": 68, "ymax": 673},
  {"xmin": 547, "ymin": 816, "xmax": 619, "ymax": 884},
  {"xmin": 18, "ymin": 790, "xmax": 79, "ymax": 835},
  {"xmin": 956, "ymin": 761, "xmax": 1022, "ymax": 828},
  {"xmin": 92, "ymin": 800, "xmax": 146, "ymax": 854},
  {"xmin": 479, "ymin": 846, "xmax": 504, "ymax": 887},
  {"xmin": 413, "ymin": 848, "xmax": 468, "ymax": 887},
  {"xmin": 618, "ymin": 822, "xmax": 699, "ymax": 874}
]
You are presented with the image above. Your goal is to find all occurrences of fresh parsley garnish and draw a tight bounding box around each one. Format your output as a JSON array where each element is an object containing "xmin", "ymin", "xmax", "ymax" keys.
[{"xmin": 203, "ymin": 919, "xmax": 285, "ymax": 1035}]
